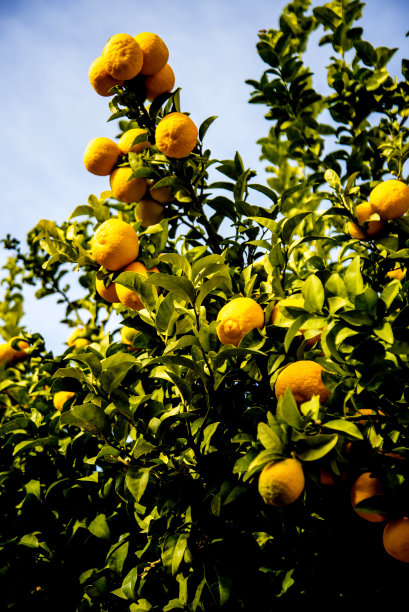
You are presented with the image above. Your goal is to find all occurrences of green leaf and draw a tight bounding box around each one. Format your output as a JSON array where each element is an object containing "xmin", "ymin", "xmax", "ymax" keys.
[
  {"xmin": 13, "ymin": 436, "xmax": 58, "ymax": 456},
  {"xmin": 0, "ymin": 417, "xmax": 31, "ymax": 436},
  {"xmin": 296, "ymin": 433, "xmax": 338, "ymax": 461},
  {"xmin": 125, "ymin": 467, "xmax": 150, "ymax": 502},
  {"xmin": 303, "ymin": 275, "xmax": 325, "ymax": 312},
  {"xmin": 277, "ymin": 389, "xmax": 305, "ymax": 430},
  {"xmin": 164, "ymin": 335, "xmax": 199, "ymax": 356},
  {"xmin": 324, "ymin": 169, "xmax": 341, "ymax": 191},
  {"xmin": 213, "ymin": 347, "xmax": 267, "ymax": 370},
  {"xmin": 354, "ymin": 40, "xmax": 378, "ymax": 66},
  {"xmin": 53, "ymin": 366, "xmax": 90, "ymax": 384},
  {"xmin": 344, "ymin": 257, "xmax": 364, "ymax": 298},
  {"xmin": 149, "ymin": 355, "xmax": 208, "ymax": 384},
  {"xmin": 217, "ymin": 573, "xmax": 232, "ymax": 606},
  {"xmin": 172, "ymin": 534, "xmax": 188, "ymax": 575},
  {"xmin": 60, "ymin": 404, "xmax": 109, "ymax": 440},
  {"xmin": 121, "ymin": 566, "xmax": 138, "ymax": 600},
  {"xmin": 68, "ymin": 205, "xmax": 95, "ymax": 220},
  {"xmin": 162, "ymin": 534, "xmax": 188, "ymax": 575},
  {"xmin": 313, "ymin": 6, "xmax": 340, "ymax": 29},
  {"xmin": 155, "ymin": 293, "xmax": 178, "ymax": 333},
  {"xmin": 146, "ymin": 273, "xmax": 195, "ymax": 305},
  {"xmin": 199, "ymin": 116, "xmax": 217, "ymax": 141},
  {"xmin": 381, "ymin": 280, "xmax": 400, "ymax": 309},
  {"xmin": 115, "ymin": 270, "xmax": 158, "ymax": 312},
  {"xmin": 129, "ymin": 600, "xmax": 152, "ymax": 612},
  {"xmin": 374, "ymin": 322, "xmax": 394, "ymax": 344},
  {"xmin": 96, "ymin": 445, "xmax": 121, "ymax": 460},
  {"xmin": 284, "ymin": 314, "xmax": 311, "ymax": 352},
  {"xmin": 282, "ymin": 212, "xmax": 311, "ymax": 244},
  {"xmin": 248, "ymin": 184, "xmax": 278, "ymax": 203},
  {"xmin": 244, "ymin": 448, "xmax": 285, "ymax": 481},
  {"xmin": 200, "ymin": 422, "xmax": 220, "ymax": 453},
  {"xmin": 191, "ymin": 254, "xmax": 225, "ymax": 281},
  {"xmin": 100, "ymin": 353, "xmax": 138, "ymax": 395},
  {"xmin": 131, "ymin": 437, "xmax": 155, "ymax": 460},
  {"xmin": 195, "ymin": 275, "xmax": 232, "ymax": 309},
  {"xmin": 257, "ymin": 422, "xmax": 284, "ymax": 451},
  {"xmin": 192, "ymin": 576, "xmax": 206, "ymax": 611},
  {"xmin": 89, "ymin": 514, "xmax": 110, "ymax": 539},
  {"xmin": 158, "ymin": 253, "xmax": 192, "ymax": 278},
  {"xmin": 18, "ymin": 533, "xmax": 40, "ymax": 548},
  {"xmin": 167, "ymin": 371, "xmax": 193, "ymax": 404},
  {"xmin": 248, "ymin": 217, "xmax": 277, "ymax": 232},
  {"xmin": 106, "ymin": 538, "xmax": 129, "ymax": 573},
  {"xmin": 64, "ymin": 352, "xmax": 102, "ymax": 378},
  {"xmin": 322, "ymin": 420, "xmax": 363, "ymax": 440}
]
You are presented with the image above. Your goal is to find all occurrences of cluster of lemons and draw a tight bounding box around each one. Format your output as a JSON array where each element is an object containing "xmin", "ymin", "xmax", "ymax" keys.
[
  {"xmin": 92, "ymin": 218, "xmax": 158, "ymax": 310},
  {"xmin": 83, "ymin": 32, "xmax": 200, "ymax": 312},
  {"xmin": 83, "ymin": 34, "xmax": 409, "ymax": 564},
  {"xmin": 348, "ymin": 179, "xmax": 409, "ymax": 241},
  {"xmin": 88, "ymin": 32, "xmax": 175, "ymax": 102},
  {"xmin": 0, "ymin": 338, "xmax": 29, "ymax": 367},
  {"xmin": 215, "ymin": 276, "xmax": 409, "ymax": 563},
  {"xmin": 349, "ymin": 472, "xmax": 409, "ymax": 563},
  {"xmin": 84, "ymin": 32, "xmax": 198, "ymax": 229}
]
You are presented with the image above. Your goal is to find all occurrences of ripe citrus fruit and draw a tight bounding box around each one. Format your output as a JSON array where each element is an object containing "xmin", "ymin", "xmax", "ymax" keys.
[
  {"xmin": 95, "ymin": 277, "xmax": 120, "ymax": 303},
  {"xmin": 275, "ymin": 360, "xmax": 331, "ymax": 404},
  {"xmin": 155, "ymin": 112, "xmax": 198, "ymax": 159},
  {"xmin": 144, "ymin": 64, "xmax": 175, "ymax": 101},
  {"xmin": 217, "ymin": 297, "xmax": 264, "ymax": 347},
  {"xmin": 347, "ymin": 202, "xmax": 384, "ymax": 239},
  {"xmin": 118, "ymin": 128, "xmax": 151, "ymax": 154},
  {"xmin": 0, "ymin": 339, "xmax": 29, "ymax": 366},
  {"xmin": 148, "ymin": 181, "xmax": 173, "ymax": 204},
  {"xmin": 84, "ymin": 137, "xmax": 120, "ymax": 176},
  {"xmin": 134, "ymin": 32, "xmax": 169, "ymax": 75},
  {"xmin": 67, "ymin": 329, "xmax": 90, "ymax": 348},
  {"xmin": 383, "ymin": 517, "xmax": 409, "ymax": 562},
  {"xmin": 110, "ymin": 167, "xmax": 147, "ymax": 203},
  {"xmin": 135, "ymin": 199, "xmax": 164, "ymax": 227},
  {"xmin": 53, "ymin": 391, "xmax": 75, "ymax": 412},
  {"xmin": 386, "ymin": 264, "xmax": 406, "ymax": 281},
  {"xmin": 120, "ymin": 326, "xmax": 140, "ymax": 346},
  {"xmin": 350, "ymin": 471, "xmax": 386, "ymax": 522},
  {"xmin": 91, "ymin": 218, "xmax": 139, "ymax": 271},
  {"xmin": 88, "ymin": 56, "xmax": 124, "ymax": 96},
  {"xmin": 102, "ymin": 33, "xmax": 143, "ymax": 80},
  {"xmin": 270, "ymin": 296, "xmax": 304, "ymax": 325},
  {"xmin": 116, "ymin": 261, "xmax": 159, "ymax": 311},
  {"xmin": 258, "ymin": 458, "xmax": 305, "ymax": 507},
  {"xmin": 369, "ymin": 179, "xmax": 409, "ymax": 220}
]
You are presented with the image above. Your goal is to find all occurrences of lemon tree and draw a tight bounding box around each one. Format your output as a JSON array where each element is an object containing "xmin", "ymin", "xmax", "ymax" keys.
[{"xmin": 1, "ymin": 2, "xmax": 409, "ymax": 609}]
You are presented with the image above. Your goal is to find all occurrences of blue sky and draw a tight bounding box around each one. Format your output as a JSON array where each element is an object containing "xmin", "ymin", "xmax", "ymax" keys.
[{"xmin": 0, "ymin": 0, "xmax": 408, "ymax": 353}]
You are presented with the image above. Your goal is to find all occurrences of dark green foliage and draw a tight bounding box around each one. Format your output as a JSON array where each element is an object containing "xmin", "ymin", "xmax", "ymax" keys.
[{"xmin": 1, "ymin": 0, "xmax": 409, "ymax": 609}]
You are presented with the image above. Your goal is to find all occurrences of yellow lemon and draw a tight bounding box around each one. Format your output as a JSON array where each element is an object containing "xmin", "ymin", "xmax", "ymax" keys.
[
  {"xmin": 217, "ymin": 297, "xmax": 264, "ymax": 347},
  {"xmin": 116, "ymin": 261, "xmax": 158, "ymax": 311},
  {"xmin": 110, "ymin": 167, "xmax": 147, "ymax": 203},
  {"xmin": 84, "ymin": 137, "xmax": 120, "ymax": 176},
  {"xmin": 102, "ymin": 33, "xmax": 143, "ymax": 80},
  {"xmin": 155, "ymin": 112, "xmax": 198, "ymax": 159},
  {"xmin": 369, "ymin": 179, "xmax": 409, "ymax": 220},
  {"xmin": 275, "ymin": 360, "xmax": 331, "ymax": 404},
  {"xmin": 91, "ymin": 218, "xmax": 139, "ymax": 271},
  {"xmin": 88, "ymin": 56, "xmax": 124, "ymax": 96},
  {"xmin": 258, "ymin": 458, "xmax": 305, "ymax": 507},
  {"xmin": 134, "ymin": 32, "xmax": 169, "ymax": 75}
]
